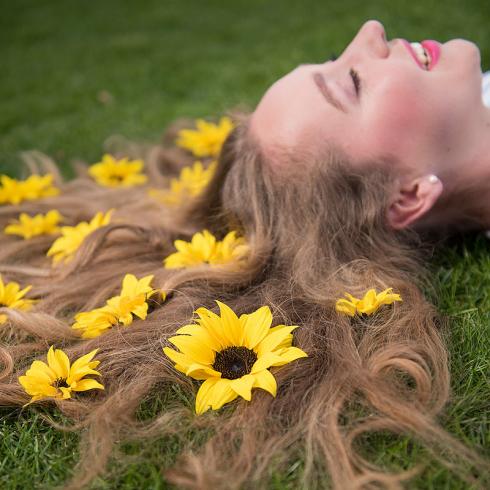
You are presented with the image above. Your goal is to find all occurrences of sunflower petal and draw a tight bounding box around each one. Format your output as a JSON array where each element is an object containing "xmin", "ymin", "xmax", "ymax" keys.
[
  {"xmin": 176, "ymin": 324, "xmax": 221, "ymax": 351},
  {"xmin": 335, "ymin": 299, "xmax": 357, "ymax": 316},
  {"xmin": 255, "ymin": 325, "xmax": 297, "ymax": 357},
  {"xmin": 47, "ymin": 346, "xmax": 70, "ymax": 379},
  {"xmin": 59, "ymin": 387, "xmax": 72, "ymax": 399},
  {"xmin": 216, "ymin": 301, "xmax": 242, "ymax": 346},
  {"xmin": 208, "ymin": 378, "xmax": 237, "ymax": 411},
  {"xmin": 185, "ymin": 363, "xmax": 221, "ymax": 380},
  {"xmin": 163, "ymin": 347, "xmax": 193, "ymax": 372},
  {"xmin": 120, "ymin": 274, "xmax": 138, "ymax": 296},
  {"xmin": 26, "ymin": 360, "xmax": 57, "ymax": 382},
  {"xmin": 230, "ymin": 374, "xmax": 255, "ymax": 401},
  {"xmin": 69, "ymin": 349, "xmax": 99, "ymax": 380},
  {"xmin": 21, "ymin": 371, "xmax": 53, "ymax": 385},
  {"xmin": 250, "ymin": 352, "xmax": 284, "ymax": 373},
  {"xmin": 253, "ymin": 369, "xmax": 277, "ymax": 397},
  {"xmin": 195, "ymin": 378, "xmax": 219, "ymax": 415},
  {"xmin": 272, "ymin": 346, "xmax": 308, "ymax": 367},
  {"xmin": 168, "ymin": 335, "xmax": 215, "ymax": 365},
  {"xmin": 72, "ymin": 378, "xmax": 104, "ymax": 392},
  {"xmin": 195, "ymin": 307, "xmax": 229, "ymax": 349},
  {"xmin": 18, "ymin": 376, "xmax": 58, "ymax": 397},
  {"xmin": 241, "ymin": 306, "xmax": 273, "ymax": 349}
]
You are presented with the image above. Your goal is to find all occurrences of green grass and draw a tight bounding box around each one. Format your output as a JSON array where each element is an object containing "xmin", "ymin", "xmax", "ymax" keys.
[{"xmin": 1, "ymin": 1, "xmax": 489, "ymax": 488}]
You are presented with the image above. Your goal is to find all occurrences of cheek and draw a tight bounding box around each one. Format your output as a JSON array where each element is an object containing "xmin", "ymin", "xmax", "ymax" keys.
[{"xmin": 368, "ymin": 92, "xmax": 429, "ymax": 156}]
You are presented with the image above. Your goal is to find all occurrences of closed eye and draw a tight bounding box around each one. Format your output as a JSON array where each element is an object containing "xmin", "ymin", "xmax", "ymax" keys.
[{"xmin": 350, "ymin": 68, "xmax": 361, "ymax": 96}]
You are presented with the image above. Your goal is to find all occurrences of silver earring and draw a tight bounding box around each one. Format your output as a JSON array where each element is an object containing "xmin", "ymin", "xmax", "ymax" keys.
[{"xmin": 428, "ymin": 175, "xmax": 439, "ymax": 184}]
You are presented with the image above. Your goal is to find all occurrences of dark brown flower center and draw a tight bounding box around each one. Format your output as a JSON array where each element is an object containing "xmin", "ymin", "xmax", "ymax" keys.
[
  {"xmin": 213, "ymin": 346, "xmax": 257, "ymax": 380},
  {"xmin": 109, "ymin": 175, "xmax": 126, "ymax": 183},
  {"xmin": 53, "ymin": 377, "xmax": 69, "ymax": 389}
]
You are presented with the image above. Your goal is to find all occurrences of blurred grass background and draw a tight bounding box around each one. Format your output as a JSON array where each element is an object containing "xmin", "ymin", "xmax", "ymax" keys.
[{"xmin": 1, "ymin": 0, "xmax": 489, "ymax": 488}]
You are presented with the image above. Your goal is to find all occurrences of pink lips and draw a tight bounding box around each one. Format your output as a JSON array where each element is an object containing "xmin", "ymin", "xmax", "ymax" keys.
[
  {"xmin": 401, "ymin": 39, "xmax": 441, "ymax": 70},
  {"xmin": 421, "ymin": 40, "xmax": 441, "ymax": 70}
]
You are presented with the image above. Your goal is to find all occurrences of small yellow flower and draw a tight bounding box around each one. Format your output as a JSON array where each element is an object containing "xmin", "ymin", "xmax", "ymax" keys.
[
  {"xmin": 88, "ymin": 154, "xmax": 147, "ymax": 187},
  {"xmin": 335, "ymin": 288, "xmax": 402, "ymax": 317},
  {"xmin": 0, "ymin": 174, "xmax": 59, "ymax": 205},
  {"xmin": 71, "ymin": 308, "xmax": 119, "ymax": 339},
  {"xmin": 164, "ymin": 230, "xmax": 249, "ymax": 269},
  {"xmin": 164, "ymin": 301, "xmax": 308, "ymax": 415},
  {"xmin": 148, "ymin": 160, "xmax": 217, "ymax": 206},
  {"xmin": 105, "ymin": 273, "xmax": 157, "ymax": 325},
  {"xmin": 4, "ymin": 210, "xmax": 63, "ymax": 239},
  {"xmin": 0, "ymin": 275, "xmax": 37, "ymax": 324},
  {"xmin": 46, "ymin": 210, "xmax": 113, "ymax": 264},
  {"xmin": 72, "ymin": 274, "xmax": 164, "ymax": 338},
  {"xmin": 176, "ymin": 117, "xmax": 234, "ymax": 158},
  {"xmin": 18, "ymin": 346, "xmax": 104, "ymax": 403}
]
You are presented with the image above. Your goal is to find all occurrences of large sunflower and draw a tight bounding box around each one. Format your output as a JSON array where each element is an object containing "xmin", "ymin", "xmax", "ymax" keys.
[{"xmin": 163, "ymin": 301, "xmax": 308, "ymax": 415}]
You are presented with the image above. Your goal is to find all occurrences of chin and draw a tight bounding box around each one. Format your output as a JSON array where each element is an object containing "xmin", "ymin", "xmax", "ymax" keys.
[{"xmin": 446, "ymin": 39, "xmax": 481, "ymax": 71}]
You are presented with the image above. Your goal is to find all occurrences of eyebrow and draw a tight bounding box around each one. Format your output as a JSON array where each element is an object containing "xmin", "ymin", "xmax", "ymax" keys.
[{"xmin": 311, "ymin": 72, "xmax": 347, "ymax": 113}]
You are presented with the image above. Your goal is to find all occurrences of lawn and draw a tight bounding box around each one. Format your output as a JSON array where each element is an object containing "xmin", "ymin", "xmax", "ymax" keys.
[{"xmin": 1, "ymin": 0, "xmax": 489, "ymax": 488}]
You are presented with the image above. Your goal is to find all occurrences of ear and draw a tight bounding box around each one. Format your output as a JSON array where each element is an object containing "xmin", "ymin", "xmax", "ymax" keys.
[{"xmin": 387, "ymin": 175, "xmax": 443, "ymax": 230}]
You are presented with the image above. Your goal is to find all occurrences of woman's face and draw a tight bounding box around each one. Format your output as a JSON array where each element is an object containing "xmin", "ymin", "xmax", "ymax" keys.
[{"xmin": 250, "ymin": 20, "xmax": 485, "ymax": 176}]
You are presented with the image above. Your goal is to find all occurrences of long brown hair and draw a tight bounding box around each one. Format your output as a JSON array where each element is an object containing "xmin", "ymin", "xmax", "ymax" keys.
[{"xmin": 0, "ymin": 113, "xmax": 487, "ymax": 489}]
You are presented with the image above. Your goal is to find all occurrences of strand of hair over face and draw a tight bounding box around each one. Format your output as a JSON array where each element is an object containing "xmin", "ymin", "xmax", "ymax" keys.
[{"xmin": 0, "ymin": 114, "xmax": 488, "ymax": 490}]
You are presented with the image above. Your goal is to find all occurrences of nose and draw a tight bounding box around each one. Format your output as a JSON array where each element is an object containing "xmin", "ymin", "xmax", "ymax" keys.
[{"xmin": 348, "ymin": 20, "xmax": 390, "ymax": 59}]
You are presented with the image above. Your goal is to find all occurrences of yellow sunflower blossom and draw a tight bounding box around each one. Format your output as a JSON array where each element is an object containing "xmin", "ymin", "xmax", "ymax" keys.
[
  {"xmin": 164, "ymin": 301, "xmax": 308, "ymax": 415},
  {"xmin": 335, "ymin": 288, "xmax": 402, "ymax": 317},
  {"xmin": 46, "ymin": 209, "xmax": 113, "ymax": 264},
  {"xmin": 176, "ymin": 117, "xmax": 234, "ymax": 158},
  {"xmin": 0, "ymin": 275, "xmax": 37, "ymax": 324},
  {"xmin": 148, "ymin": 160, "xmax": 217, "ymax": 206},
  {"xmin": 72, "ymin": 274, "xmax": 164, "ymax": 338},
  {"xmin": 4, "ymin": 210, "xmax": 63, "ymax": 239},
  {"xmin": 0, "ymin": 174, "xmax": 60, "ymax": 205},
  {"xmin": 18, "ymin": 346, "xmax": 104, "ymax": 404},
  {"xmin": 164, "ymin": 230, "xmax": 249, "ymax": 269},
  {"xmin": 105, "ymin": 273, "xmax": 159, "ymax": 326},
  {"xmin": 88, "ymin": 154, "xmax": 147, "ymax": 187},
  {"xmin": 71, "ymin": 307, "xmax": 119, "ymax": 339}
]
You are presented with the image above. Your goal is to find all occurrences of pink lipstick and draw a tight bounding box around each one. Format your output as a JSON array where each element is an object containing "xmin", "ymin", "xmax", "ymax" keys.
[
  {"xmin": 401, "ymin": 39, "xmax": 442, "ymax": 71},
  {"xmin": 421, "ymin": 40, "xmax": 441, "ymax": 70}
]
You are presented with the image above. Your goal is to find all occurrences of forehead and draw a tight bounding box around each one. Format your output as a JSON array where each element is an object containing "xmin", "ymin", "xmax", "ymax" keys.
[
  {"xmin": 250, "ymin": 62, "xmax": 428, "ymax": 169},
  {"xmin": 250, "ymin": 66, "xmax": 333, "ymax": 153}
]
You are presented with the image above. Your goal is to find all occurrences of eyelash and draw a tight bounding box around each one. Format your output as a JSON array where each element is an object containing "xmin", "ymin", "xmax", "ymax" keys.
[
  {"xmin": 350, "ymin": 68, "xmax": 361, "ymax": 96},
  {"xmin": 329, "ymin": 53, "xmax": 361, "ymax": 97}
]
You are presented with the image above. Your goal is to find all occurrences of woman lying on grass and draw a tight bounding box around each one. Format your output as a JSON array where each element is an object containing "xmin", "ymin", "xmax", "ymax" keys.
[{"xmin": 0, "ymin": 19, "xmax": 488, "ymax": 490}]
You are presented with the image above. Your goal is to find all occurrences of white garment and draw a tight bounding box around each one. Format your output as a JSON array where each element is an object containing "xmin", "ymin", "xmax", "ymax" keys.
[{"xmin": 483, "ymin": 70, "xmax": 490, "ymax": 107}]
